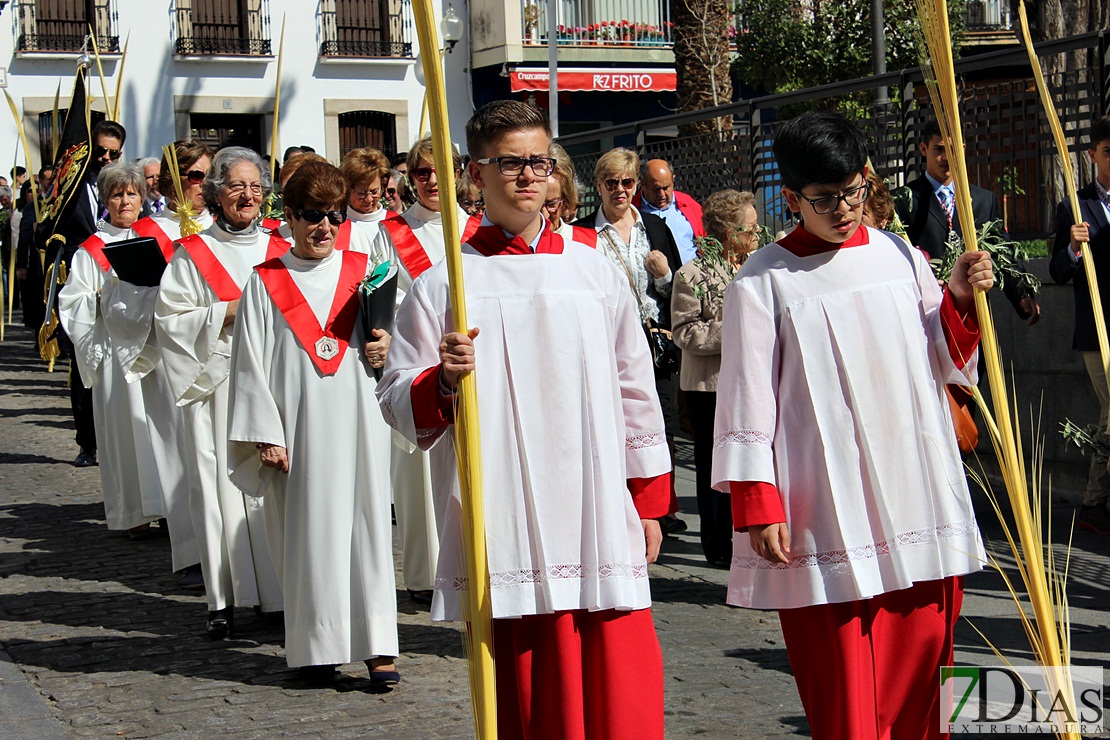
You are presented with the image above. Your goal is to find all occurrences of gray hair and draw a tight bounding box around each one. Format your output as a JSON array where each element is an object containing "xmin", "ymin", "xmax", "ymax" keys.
[
  {"xmin": 0, "ymin": 185, "xmax": 11, "ymax": 200},
  {"xmin": 97, "ymin": 163, "xmax": 148, "ymax": 205},
  {"xmin": 202, "ymin": 147, "xmax": 273, "ymax": 216},
  {"xmin": 134, "ymin": 157, "xmax": 160, "ymax": 170}
]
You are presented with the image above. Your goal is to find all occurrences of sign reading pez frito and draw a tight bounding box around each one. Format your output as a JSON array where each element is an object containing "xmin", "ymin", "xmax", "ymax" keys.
[{"xmin": 510, "ymin": 68, "xmax": 676, "ymax": 93}]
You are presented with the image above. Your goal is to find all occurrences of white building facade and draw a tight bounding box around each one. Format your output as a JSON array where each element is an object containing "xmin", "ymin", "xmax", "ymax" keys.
[{"xmin": 0, "ymin": 0, "xmax": 474, "ymax": 169}]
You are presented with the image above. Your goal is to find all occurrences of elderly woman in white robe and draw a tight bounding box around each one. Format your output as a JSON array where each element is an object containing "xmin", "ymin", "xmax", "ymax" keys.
[
  {"xmin": 58, "ymin": 163, "xmax": 171, "ymax": 540},
  {"xmin": 154, "ymin": 146, "xmax": 285, "ymax": 641},
  {"xmin": 227, "ymin": 161, "xmax": 398, "ymax": 684}
]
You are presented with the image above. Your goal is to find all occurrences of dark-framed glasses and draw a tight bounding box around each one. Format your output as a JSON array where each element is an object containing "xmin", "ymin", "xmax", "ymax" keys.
[
  {"xmin": 797, "ymin": 182, "xmax": 871, "ymax": 215},
  {"xmin": 603, "ymin": 177, "xmax": 636, "ymax": 192},
  {"xmin": 294, "ymin": 208, "xmax": 346, "ymax": 226},
  {"xmin": 476, "ymin": 156, "xmax": 556, "ymax": 178},
  {"xmin": 411, "ymin": 167, "xmax": 436, "ymax": 182},
  {"xmin": 183, "ymin": 169, "xmax": 206, "ymax": 184},
  {"xmin": 94, "ymin": 145, "xmax": 122, "ymax": 161}
]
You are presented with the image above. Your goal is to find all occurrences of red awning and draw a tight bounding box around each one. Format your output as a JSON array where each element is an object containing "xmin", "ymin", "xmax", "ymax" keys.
[{"xmin": 510, "ymin": 68, "xmax": 676, "ymax": 93}]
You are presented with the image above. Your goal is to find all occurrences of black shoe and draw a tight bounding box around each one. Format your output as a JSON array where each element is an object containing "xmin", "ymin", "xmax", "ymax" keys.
[
  {"xmin": 658, "ymin": 514, "xmax": 688, "ymax": 536},
  {"xmin": 1078, "ymin": 504, "xmax": 1110, "ymax": 536},
  {"xmin": 206, "ymin": 606, "xmax": 234, "ymax": 640},
  {"xmin": 253, "ymin": 605, "xmax": 285, "ymax": 626},
  {"xmin": 408, "ymin": 589, "xmax": 433, "ymax": 606},
  {"xmin": 73, "ymin": 449, "xmax": 98, "ymax": 467},
  {"xmin": 297, "ymin": 664, "xmax": 339, "ymax": 684},
  {"xmin": 177, "ymin": 564, "xmax": 205, "ymax": 589}
]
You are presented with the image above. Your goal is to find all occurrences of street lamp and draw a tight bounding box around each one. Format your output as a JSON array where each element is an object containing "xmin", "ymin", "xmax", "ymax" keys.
[{"xmin": 442, "ymin": 4, "xmax": 463, "ymax": 53}]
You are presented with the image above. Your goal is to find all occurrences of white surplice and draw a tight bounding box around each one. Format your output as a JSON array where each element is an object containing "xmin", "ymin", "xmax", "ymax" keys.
[
  {"xmin": 377, "ymin": 239, "xmax": 672, "ymax": 621},
  {"xmin": 227, "ymin": 247, "xmax": 398, "ymax": 668},
  {"xmin": 346, "ymin": 204, "xmax": 388, "ymax": 249},
  {"xmin": 100, "ymin": 222, "xmax": 201, "ymax": 571},
  {"xmin": 371, "ymin": 202, "xmax": 470, "ymax": 591},
  {"xmin": 57, "ymin": 224, "xmax": 161, "ymax": 531},
  {"xmin": 711, "ymin": 228, "xmax": 986, "ymax": 610},
  {"xmin": 154, "ymin": 222, "xmax": 285, "ymax": 612}
]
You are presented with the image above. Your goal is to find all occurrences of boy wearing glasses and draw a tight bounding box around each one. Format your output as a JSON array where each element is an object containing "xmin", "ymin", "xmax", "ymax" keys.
[
  {"xmin": 378, "ymin": 100, "xmax": 671, "ymax": 738},
  {"xmin": 713, "ymin": 112, "xmax": 994, "ymax": 739}
]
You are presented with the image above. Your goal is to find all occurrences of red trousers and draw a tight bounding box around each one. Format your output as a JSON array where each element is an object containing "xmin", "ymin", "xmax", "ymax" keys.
[
  {"xmin": 492, "ymin": 608, "xmax": 664, "ymax": 740},
  {"xmin": 777, "ymin": 576, "xmax": 964, "ymax": 740}
]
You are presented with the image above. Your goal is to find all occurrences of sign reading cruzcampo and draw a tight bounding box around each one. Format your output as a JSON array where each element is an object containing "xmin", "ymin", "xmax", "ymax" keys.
[{"xmin": 510, "ymin": 68, "xmax": 677, "ymax": 93}]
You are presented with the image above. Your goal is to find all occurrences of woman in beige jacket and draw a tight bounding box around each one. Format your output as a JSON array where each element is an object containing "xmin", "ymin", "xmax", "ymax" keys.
[{"xmin": 671, "ymin": 189, "xmax": 761, "ymax": 566}]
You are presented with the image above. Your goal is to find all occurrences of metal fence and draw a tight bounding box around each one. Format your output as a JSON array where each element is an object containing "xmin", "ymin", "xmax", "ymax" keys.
[
  {"xmin": 14, "ymin": 0, "xmax": 119, "ymax": 53},
  {"xmin": 556, "ymin": 30, "xmax": 1110, "ymax": 239},
  {"xmin": 173, "ymin": 0, "xmax": 272, "ymax": 56},
  {"xmin": 317, "ymin": 0, "xmax": 414, "ymax": 58}
]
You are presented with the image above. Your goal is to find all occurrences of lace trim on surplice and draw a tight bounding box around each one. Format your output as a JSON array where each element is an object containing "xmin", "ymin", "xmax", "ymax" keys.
[
  {"xmin": 627, "ymin": 431, "xmax": 666, "ymax": 450},
  {"xmin": 731, "ymin": 519, "xmax": 979, "ymax": 570},
  {"xmin": 436, "ymin": 562, "xmax": 648, "ymax": 591},
  {"xmin": 714, "ymin": 428, "xmax": 773, "ymax": 447}
]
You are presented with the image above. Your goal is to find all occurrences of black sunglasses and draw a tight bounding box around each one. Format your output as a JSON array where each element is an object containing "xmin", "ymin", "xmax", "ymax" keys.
[
  {"xmin": 183, "ymin": 169, "xmax": 206, "ymax": 184},
  {"xmin": 294, "ymin": 208, "xmax": 346, "ymax": 226},
  {"xmin": 603, "ymin": 177, "xmax": 636, "ymax": 192},
  {"xmin": 94, "ymin": 145, "xmax": 122, "ymax": 161}
]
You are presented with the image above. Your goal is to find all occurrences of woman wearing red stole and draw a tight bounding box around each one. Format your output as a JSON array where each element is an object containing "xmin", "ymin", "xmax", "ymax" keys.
[
  {"xmin": 226, "ymin": 161, "xmax": 399, "ymax": 684},
  {"xmin": 132, "ymin": 140, "xmax": 215, "ymax": 253},
  {"xmin": 154, "ymin": 147, "xmax": 286, "ymax": 640},
  {"xmin": 58, "ymin": 164, "xmax": 179, "ymax": 544}
]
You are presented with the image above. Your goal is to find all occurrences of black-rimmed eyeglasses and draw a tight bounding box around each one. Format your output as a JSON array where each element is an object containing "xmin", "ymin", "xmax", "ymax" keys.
[
  {"xmin": 795, "ymin": 182, "xmax": 871, "ymax": 215},
  {"xmin": 476, "ymin": 156, "xmax": 556, "ymax": 178}
]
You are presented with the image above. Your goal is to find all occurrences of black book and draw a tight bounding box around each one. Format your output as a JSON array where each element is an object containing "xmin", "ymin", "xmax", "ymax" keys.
[
  {"xmin": 103, "ymin": 237, "xmax": 168, "ymax": 287},
  {"xmin": 359, "ymin": 261, "xmax": 399, "ymax": 379}
]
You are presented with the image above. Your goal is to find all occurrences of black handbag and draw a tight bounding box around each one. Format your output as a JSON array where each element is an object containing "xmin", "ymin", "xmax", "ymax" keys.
[{"xmin": 600, "ymin": 229, "xmax": 681, "ymax": 375}]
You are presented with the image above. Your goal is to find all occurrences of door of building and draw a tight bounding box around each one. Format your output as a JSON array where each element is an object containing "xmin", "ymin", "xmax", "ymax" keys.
[{"xmin": 189, "ymin": 113, "xmax": 264, "ymax": 155}]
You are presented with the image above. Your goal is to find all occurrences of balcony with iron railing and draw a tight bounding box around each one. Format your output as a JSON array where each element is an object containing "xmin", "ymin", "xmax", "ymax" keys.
[
  {"xmin": 317, "ymin": 0, "xmax": 414, "ymax": 58},
  {"xmin": 173, "ymin": 0, "xmax": 272, "ymax": 57},
  {"xmin": 965, "ymin": 0, "xmax": 1012, "ymax": 32},
  {"xmin": 14, "ymin": 0, "xmax": 119, "ymax": 54},
  {"xmin": 520, "ymin": 0, "xmax": 673, "ymax": 48}
]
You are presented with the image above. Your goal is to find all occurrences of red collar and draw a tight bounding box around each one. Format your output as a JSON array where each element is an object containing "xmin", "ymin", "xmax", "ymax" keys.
[
  {"xmin": 777, "ymin": 223, "xmax": 870, "ymax": 257},
  {"xmin": 466, "ymin": 223, "xmax": 564, "ymax": 256}
]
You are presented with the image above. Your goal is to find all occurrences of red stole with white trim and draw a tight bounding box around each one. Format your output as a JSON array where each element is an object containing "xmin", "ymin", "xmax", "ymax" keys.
[
  {"xmin": 262, "ymin": 217, "xmax": 282, "ymax": 232},
  {"xmin": 466, "ymin": 224, "xmax": 564, "ymax": 256},
  {"xmin": 177, "ymin": 233, "xmax": 289, "ymax": 301},
  {"xmin": 382, "ymin": 211, "xmax": 481, "ymax": 279},
  {"xmin": 80, "ymin": 235, "xmax": 111, "ymax": 272},
  {"xmin": 131, "ymin": 216, "xmax": 176, "ymax": 262},
  {"xmin": 255, "ymin": 250, "xmax": 369, "ymax": 376}
]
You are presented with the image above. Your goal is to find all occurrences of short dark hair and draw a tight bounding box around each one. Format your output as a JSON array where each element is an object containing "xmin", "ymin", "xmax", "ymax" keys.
[
  {"xmin": 1089, "ymin": 116, "xmax": 1110, "ymax": 148},
  {"xmin": 38, "ymin": 165, "xmax": 54, "ymax": 177},
  {"xmin": 772, "ymin": 112, "xmax": 868, "ymax": 192},
  {"xmin": 92, "ymin": 120, "xmax": 126, "ymax": 146},
  {"xmin": 283, "ymin": 160, "xmax": 348, "ymax": 213},
  {"xmin": 920, "ymin": 118, "xmax": 942, "ymax": 144},
  {"xmin": 11, "ymin": 166, "xmax": 25, "ymax": 177},
  {"xmin": 391, "ymin": 152, "xmax": 408, "ymax": 168},
  {"xmin": 465, "ymin": 100, "xmax": 551, "ymax": 161}
]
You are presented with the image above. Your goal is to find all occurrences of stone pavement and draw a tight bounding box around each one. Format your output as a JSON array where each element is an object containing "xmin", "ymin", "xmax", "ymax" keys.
[{"xmin": 0, "ymin": 317, "xmax": 1107, "ymax": 739}]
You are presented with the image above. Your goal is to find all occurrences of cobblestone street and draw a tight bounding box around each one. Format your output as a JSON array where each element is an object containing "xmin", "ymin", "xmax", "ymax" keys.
[{"xmin": 1, "ymin": 317, "xmax": 1108, "ymax": 738}]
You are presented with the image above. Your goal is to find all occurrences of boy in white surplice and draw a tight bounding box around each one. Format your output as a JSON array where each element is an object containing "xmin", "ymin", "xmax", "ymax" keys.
[{"xmin": 712, "ymin": 112, "xmax": 995, "ymax": 740}]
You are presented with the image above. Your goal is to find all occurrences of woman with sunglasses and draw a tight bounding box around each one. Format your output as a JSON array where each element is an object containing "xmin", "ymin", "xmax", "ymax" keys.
[
  {"xmin": 575, "ymin": 147, "xmax": 685, "ymax": 532},
  {"xmin": 227, "ymin": 161, "xmax": 399, "ymax": 685},
  {"xmin": 155, "ymin": 147, "xmax": 287, "ymax": 641},
  {"xmin": 59, "ymin": 163, "xmax": 177, "ymax": 545},
  {"xmin": 371, "ymin": 135, "xmax": 478, "ymax": 607},
  {"xmin": 130, "ymin": 141, "xmax": 215, "ymax": 256}
]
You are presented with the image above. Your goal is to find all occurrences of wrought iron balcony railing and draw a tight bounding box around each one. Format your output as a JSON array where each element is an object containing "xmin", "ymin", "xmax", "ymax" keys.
[
  {"xmin": 521, "ymin": 0, "xmax": 674, "ymax": 48},
  {"xmin": 965, "ymin": 0, "xmax": 1012, "ymax": 32},
  {"xmin": 15, "ymin": 0, "xmax": 120, "ymax": 53},
  {"xmin": 174, "ymin": 0, "xmax": 272, "ymax": 56},
  {"xmin": 318, "ymin": 0, "xmax": 414, "ymax": 58}
]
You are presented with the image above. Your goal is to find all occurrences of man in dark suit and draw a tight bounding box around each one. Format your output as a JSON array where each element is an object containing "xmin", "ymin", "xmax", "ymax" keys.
[
  {"xmin": 1050, "ymin": 115, "xmax": 1110, "ymax": 536},
  {"xmin": 894, "ymin": 119, "xmax": 1040, "ymax": 324}
]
